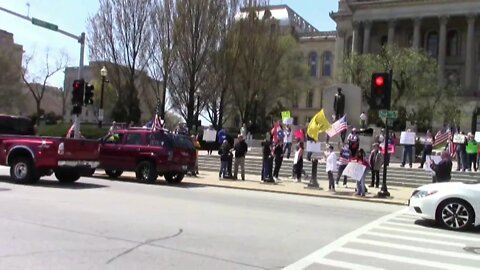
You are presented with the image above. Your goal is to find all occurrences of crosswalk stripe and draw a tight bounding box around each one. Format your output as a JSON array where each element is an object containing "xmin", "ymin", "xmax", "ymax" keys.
[
  {"xmin": 336, "ymin": 247, "xmax": 480, "ymax": 270},
  {"xmin": 362, "ymin": 231, "xmax": 465, "ymax": 247},
  {"xmin": 315, "ymin": 258, "xmax": 386, "ymax": 270},
  {"xmin": 350, "ymin": 238, "xmax": 480, "ymax": 261},
  {"xmin": 376, "ymin": 225, "xmax": 480, "ymax": 242}
]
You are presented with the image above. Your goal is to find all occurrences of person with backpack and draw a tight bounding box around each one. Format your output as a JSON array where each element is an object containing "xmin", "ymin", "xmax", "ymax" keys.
[{"xmin": 218, "ymin": 140, "xmax": 231, "ymax": 179}]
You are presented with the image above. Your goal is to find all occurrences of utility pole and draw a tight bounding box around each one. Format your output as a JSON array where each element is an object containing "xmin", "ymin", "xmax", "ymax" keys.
[{"xmin": 0, "ymin": 6, "xmax": 86, "ymax": 138}]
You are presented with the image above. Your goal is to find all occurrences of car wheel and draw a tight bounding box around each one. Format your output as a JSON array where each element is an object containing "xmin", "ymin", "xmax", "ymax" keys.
[
  {"xmin": 164, "ymin": 173, "xmax": 185, "ymax": 184},
  {"xmin": 436, "ymin": 199, "xmax": 475, "ymax": 231},
  {"xmin": 105, "ymin": 169, "xmax": 123, "ymax": 179},
  {"xmin": 10, "ymin": 157, "xmax": 39, "ymax": 184},
  {"xmin": 55, "ymin": 170, "xmax": 81, "ymax": 184},
  {"xmin": 136, "ymin": 161, "xmax": 157, "ymax": 184}
]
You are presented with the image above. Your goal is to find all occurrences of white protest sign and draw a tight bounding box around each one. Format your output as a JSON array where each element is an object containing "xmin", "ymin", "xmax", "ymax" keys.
[
  {"xmin": 453, "ymin": 134, "xmax": 466, "ymax": 144},
  {"xmin": 342, "ymin": 162, "xmax": 366, "ymax": 181},
  {"xmin": 400, "ymin": 132, "xmax": 416, "ymax": 145},
  {"xmin": 204, "ymin": 129, "xmax": 217, "ymax": 142},
  {"xmin": 423, "ymin": 155, "xmax": 442, "ymax": 174},
  {"xmin": 306, "ymin": 141, "xmax": 322, "ymax": 153},
  {"xmin": 283, "ymin": 117, "xmax": 293, "ymax": 125},
  {"xmin": 475, "ymin": 132, "xmax": 480, "ymax": 142}
]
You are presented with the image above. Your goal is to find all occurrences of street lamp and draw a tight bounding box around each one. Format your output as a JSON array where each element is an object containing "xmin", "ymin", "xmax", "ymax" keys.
[
  {"xmin": 98, "ymin": 66, "xmax": 108, "ymax": 128},
  {"xmin": 195, "ymin": 89, "xmax": 201, "ymax": 132}
]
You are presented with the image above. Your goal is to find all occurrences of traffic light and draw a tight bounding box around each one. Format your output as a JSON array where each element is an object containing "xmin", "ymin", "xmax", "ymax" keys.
[
  {"xmin": 370, "ymin": 72, "xmax": 391, "ymax": 110},
  {"xmin": 72, "ymin": 79, "xmax": 85, "ymax": 105},
  {"xmin": 84, "ymin": 83, "xmax": 94, "ymax": 105},
  {"xmin": 71, "ymin": 105, "xmax": 82, "ymax": 115}
]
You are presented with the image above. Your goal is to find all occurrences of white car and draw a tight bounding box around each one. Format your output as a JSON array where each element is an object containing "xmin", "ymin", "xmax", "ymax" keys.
[{"xmin": 409, "ymin": 182, "xmax": 480, "ymax": 231}]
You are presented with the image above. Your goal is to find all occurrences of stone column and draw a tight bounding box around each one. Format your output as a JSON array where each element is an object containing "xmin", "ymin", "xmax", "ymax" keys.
[
  {"xmin": 334, "ymin": 29, "xmax": 346, "ymax": 79},
  {"xmin": 412, "ymin": 17, "xmax": 422, "ymax": 49},
  {"xmin": 352, "ymin": 22, "xmax": 359, "ymax": 53},
  {"xmin": 363, "ymin": 21, "xmax": 372, "ymax": 54},
  {"xmin": 438, "ymin": 16, "xmax": 448, "ymax": 82},
  {"xmin": 465, "ymin": 14, "xmax": 476, "ymax": 92},
  {"xmin": 387, "ymin": 20, "xmax": 396, "ymax": 45}
]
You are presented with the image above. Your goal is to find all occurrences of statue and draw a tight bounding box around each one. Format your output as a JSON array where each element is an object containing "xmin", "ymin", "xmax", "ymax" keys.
[{"xmin": 333, "ymin": 88, "xmax": 345, "ymax": 121}]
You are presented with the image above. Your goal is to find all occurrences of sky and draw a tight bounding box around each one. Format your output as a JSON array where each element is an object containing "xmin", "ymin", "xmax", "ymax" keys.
[{"xmin": 0, "ymin": 0, "xmax": 338, "ymax": 88}]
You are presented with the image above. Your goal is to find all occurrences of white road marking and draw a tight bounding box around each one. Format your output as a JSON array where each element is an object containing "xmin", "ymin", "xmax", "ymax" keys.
[
  {"xmin": 315, "ymin": 258, "xmax": 385, "ymax": 270},
  {"xmin": 336, "ymin": 247, "xmax": 479, "ymax": 270},
  {"xmin": 350, "ymin": 238, "xmax": 480, "ymax": 261},
  {"xmin": 362, "ymin": 231, "xmax": 465, "ymax": 247},
  {"xmin": 375, "ymin": 226, "xmax": 480, "ymax": 242},
  {"xmin": 283, "ymin": 208, "xmax": 409, "ymax": 270}
]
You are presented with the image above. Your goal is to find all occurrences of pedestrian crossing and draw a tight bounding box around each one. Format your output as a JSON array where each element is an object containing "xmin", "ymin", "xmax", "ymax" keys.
[{"xmin": 284, "ymin": 208, "xmax": 480, "ymax": 270}]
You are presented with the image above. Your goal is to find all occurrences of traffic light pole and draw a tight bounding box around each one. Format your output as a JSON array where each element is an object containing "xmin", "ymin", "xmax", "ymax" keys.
[
  {"xmin": 378, "ymin": 69, "xmax": 393, "ymax": 198},
  {"xmin": 0, "ymin": 6, "xmax": 85, "ymax": 139}
]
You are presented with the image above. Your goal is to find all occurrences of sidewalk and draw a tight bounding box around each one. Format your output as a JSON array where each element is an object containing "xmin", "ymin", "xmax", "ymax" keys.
[{"xmin": 109, "ymin": 171, "xmax": 413, "ymax": 206}]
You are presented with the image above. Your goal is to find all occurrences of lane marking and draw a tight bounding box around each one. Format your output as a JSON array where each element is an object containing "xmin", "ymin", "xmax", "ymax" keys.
[
  {"xmin": 283, "ymin": 208, "xmax": 408, "ymax": 270},
  {"xmin": 336, "ymin": 247, "xmax": 479, "ymax": 270},
  {"xmin": 350, "ymin": 238, "xmax": 480, "ymax": 261},
  {"xmin": 315, "ymin": 258, "xmax": 385, "ymax": 270},
  {"xmin": 362, "ymin": 231, "xmax": 465, "ymax": 247},
  {"xmin": 375, "ymin": 226, "xmax": 480, "ymax": 242}
]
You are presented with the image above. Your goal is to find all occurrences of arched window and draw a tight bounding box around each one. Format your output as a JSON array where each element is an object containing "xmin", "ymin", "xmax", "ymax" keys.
[
  {"xmin": 308, "ymin": 52, "xmax": 318, "ymax": 78},
  {"xmin": 447, "ymin": 30, "xmax": 459, "ymax": 56},
  {"xmin": 306, "ymin": 90, "xmax": 314, "ymax": 108},
  {"xmin": 322, "ymin": 51, "xmax": 332, "ymax": 77},
  {"xmin": 426, "ymin": 31, "xmax": 439, "ymax": 58}
]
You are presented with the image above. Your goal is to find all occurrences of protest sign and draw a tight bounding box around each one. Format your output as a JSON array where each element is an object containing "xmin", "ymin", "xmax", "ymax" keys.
[
  {"xmin": 423, "ymin": 155, "xmax": 442, "ymax": 173},
  {"xmin": 281, "ymin": 111, "xmax": 291, "ymax": 120},
  {"xmin": 400, "ymin": 132, "xmax": 416, "ymax": 145},
  {"xmin": 283, "ymin": 117, "xmax": 293, "ymax": 125},
  {"xmin": 453, "ymin": 134, "xmax": 466, "ymax": 144},
  {"xmin": 342, "ymin": 162, "xmax": 366, "ymax": 181},
  {"xmin": 306, "ymin": 141, "xmax": 322, "ymax": 153},
  {"xmin": 475, "ymin": 132, "xmax": 480, "ymax": 142},
  {"xmin": 204, "ymin": 129, "xmax": 217, "ymax": 142}
]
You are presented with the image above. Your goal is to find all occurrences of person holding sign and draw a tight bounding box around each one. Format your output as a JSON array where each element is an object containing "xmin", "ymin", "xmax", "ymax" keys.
[
  {"xmin": 455, "ymin": 131, "xmax": 468, "ymax": 171},
  {"xmin": 419, "ymin": 130, "xmax": 434, "ymax": 168},
  {"xmin": 353, "ymin": 149, "xmax": 369, "ymax": 196},
  {"xmin": 466, "ymin": 133, "xmax": 478, "ymax": 172},
  {"xmin": 430, "ymin": 151, "xmax": 453, "ymax": 183},
  {"xmin": 400, "ymin": 129, "xmax": 415, "ymax": 168}
]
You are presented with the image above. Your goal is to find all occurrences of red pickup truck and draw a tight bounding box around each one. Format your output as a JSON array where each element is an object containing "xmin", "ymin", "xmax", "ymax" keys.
[
  {"xmin": 98, "ymin": 128, "xmax": 196, "ymax": 184},
  {"xmin": 0, "ymin": 135, "xmax": 99, "ymax": 184}
]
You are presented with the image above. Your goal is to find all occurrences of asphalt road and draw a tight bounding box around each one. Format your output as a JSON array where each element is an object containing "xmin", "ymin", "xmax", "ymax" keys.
[{"xmin": 0, "ymin": 166, "xmax": 401, "ymax": 270}]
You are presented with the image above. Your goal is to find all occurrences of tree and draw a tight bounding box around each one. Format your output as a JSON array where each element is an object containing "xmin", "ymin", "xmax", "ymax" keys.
[
  {"xmin": 0, "ymin": 53, "xmax": 24, "ymax": 114},
  {"xmin": 21, "ymin": 49, "xmax": 69, "ymax": 124},
  {"xmin": 169, "ymin": 0, "xmax": 224, "ymax": 130},
  {"xmin": 149, "ymin": 0, "xmax": 177, "ymax": 119},
  {"xmin": 88, "ymin": 0, "xmax": 154, "ymax": 124},
  {"xmin": 342, "ymin": 46, "xmax": 459, "ymax": 131}
]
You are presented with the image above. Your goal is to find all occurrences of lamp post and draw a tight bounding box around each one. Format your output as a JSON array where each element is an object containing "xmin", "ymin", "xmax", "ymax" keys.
[
  {"xmin": 195, "ymin": 90, "xmax": 200, "ymax": 132},
  {"xmin": 98, "ymin": 66, "xmax": 107, "ymax": 128}
]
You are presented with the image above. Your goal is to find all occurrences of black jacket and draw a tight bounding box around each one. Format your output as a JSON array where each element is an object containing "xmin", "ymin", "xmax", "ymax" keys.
[
  {"xmin": 262, "ymin": 142, "xmax": 272, "ymax": 159},
  {"xmin": 234, "ymin": 141, "xmax": 248, "ymax": 158},
  {"xmin": 431, "ymin": 159, "xmax": 452, "ymax": 182},
  {"xmin": 274, "ymin": 144, "xmax": 283, "ymax": 159}
]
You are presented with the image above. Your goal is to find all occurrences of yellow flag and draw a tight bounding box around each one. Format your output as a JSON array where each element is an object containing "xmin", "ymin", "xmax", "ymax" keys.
[{"xmin": 307, "ymin": 109, "xmax": 331, "ymax": 141}]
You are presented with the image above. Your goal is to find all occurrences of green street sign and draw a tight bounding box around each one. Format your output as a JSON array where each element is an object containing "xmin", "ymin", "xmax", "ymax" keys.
[
  {"xmin": 31, "ymin": 17, "xmax": 58, "ymax": 31},
  {"xmin": 378, "ymin": 110, "xmax": 388, "ymax": 118},
  {"xmin": 378, "ymin": 110, "xmax": 397, "ymax": 119}
]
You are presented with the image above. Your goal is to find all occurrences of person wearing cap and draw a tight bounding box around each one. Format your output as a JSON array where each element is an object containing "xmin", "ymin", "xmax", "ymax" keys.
[
  {"xmin": 369, "ymin": 143, "xmax": 383, "ymax": 188},
  {"xmin": 347, "ymin": 128, "xmax": 360, "ymax": 156},
  {"xmin": 325, "ymin": 145, "xmax": 338, "ymax": 191}
]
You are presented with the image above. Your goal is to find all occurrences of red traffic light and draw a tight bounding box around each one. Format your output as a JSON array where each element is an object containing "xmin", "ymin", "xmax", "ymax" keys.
[
  {"xmin": 73, "ymin": 82, "xmax": 80, "ymax": 89},
  {"xmin": 375, "ymin": 76, "xmax": 385, "ymax": 87}
]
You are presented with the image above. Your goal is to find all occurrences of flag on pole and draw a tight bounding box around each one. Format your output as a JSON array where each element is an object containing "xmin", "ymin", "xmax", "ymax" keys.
[
  {"xmin": 307, "ymin": 109, "xmax": 331, "ymax": 142},
  {"xmin": 433, "ymin": 127, "xmax": 450, "ymax": 147},
  {"xmin": 152, "ymin": 114, "xmax": 163, "ymax": 131},
  {"xmin": 326, "ymin": 115, "xmax": 348, "ymax": 137}
]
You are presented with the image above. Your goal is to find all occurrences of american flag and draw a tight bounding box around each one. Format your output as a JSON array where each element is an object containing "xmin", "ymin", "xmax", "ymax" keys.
[
  {"xmin": 326, "ymin": 115, "xmax": 347, "ymax": 137},
  {"xmin": 152, "ymin": 114, "xmax": 163, "ymax": 131},
  {"xmin": 433, "ymin": 127, "xmax": 450, "ymax": 147},
  {"xmin": 448, "ymin": 139, "xmax": 457, "ymax": 159}
]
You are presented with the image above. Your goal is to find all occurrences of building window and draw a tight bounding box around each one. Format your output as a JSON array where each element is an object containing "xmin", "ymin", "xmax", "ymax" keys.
[
  {"xmin": 308, "ymin": 52, "xmax": 318, "ymax": 78},
  {"xmin": 447, "ymin": 30, "xmax": 459, "ymax": 56},
  {"xmin": 306, "ymin": 90, "xmax": 314, "ymax": 108},
  {"xmin": 322, "ymin": 51, "xmax": 332, "ymax": 77},
  {"xmin": 426, "ymin": 31, "xmax": 439, "ymax": 58}
]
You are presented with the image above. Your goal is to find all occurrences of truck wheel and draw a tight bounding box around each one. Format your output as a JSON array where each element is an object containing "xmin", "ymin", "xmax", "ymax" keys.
[
  {"xmin": 10, "ymin": 157, "xmax": 39, "ymax": 184},
  {"xmin": 165, "ymin": 173, "xmax": 185, "ymax": 184},
  {"xmin": 136, "ymin": 161, "xmax": 157, "ymax": 184},
  {"xmin": 105, "ymin": 169, "xmax": 123, "ymax": 179},
  {"xmin": 55, "ymin": 170, "xmax": 81, "ymax": 183}
]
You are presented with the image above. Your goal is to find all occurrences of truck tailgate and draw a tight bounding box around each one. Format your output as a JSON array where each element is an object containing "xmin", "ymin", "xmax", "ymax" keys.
[{"xmin": 61, "ymin": 139, "xmax": 99, "ymax": 161}]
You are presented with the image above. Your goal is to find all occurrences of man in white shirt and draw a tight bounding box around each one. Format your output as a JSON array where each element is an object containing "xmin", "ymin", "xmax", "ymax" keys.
[
  {"xmin": 283, "ymin": 125, "xmax": 293, "ymax": 159},
  {"xmin": 325, "ymin": 145, "xmax": 338, "ymax": 191}
]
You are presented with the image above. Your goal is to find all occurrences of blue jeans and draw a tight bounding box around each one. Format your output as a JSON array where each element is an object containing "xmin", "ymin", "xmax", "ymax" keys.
[
  {"xmin": 262, "ymin": 158, "xmax": 272, "ymax": 180},
  {"xmin": 283, "ymin": 143, "xmax": 292, "ymax": 159},
  {"xmin": 219, "ymin": 160, "xmax": 228, "ymax": 177},
  {"xmin": 402, "ymin": 146, "xmax": 413, "ymax": 167},
  {"xmin": 356, "ymin": 172, "xmax": 366, "ymax": 196}
]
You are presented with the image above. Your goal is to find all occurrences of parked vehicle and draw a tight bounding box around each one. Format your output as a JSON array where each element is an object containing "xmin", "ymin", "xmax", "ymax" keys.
[
  {"xmin": 409, "ymin": 182, "xmax": 480, "ymax": 231},
  {"xmin": 98, "ymin": 128, "xmax": 196, "ymax": 184},
  {"xmin": 0, "ymin": 115, "xmax": 35, "ymax": 135},
  {"xmin": 0, "ymin": 135, "xmax": 99, "ymax": 184}
]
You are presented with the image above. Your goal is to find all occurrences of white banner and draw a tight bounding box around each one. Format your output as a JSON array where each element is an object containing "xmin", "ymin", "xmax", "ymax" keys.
[
  {"xmin": 342, "ymin": 162, "xmax": 366, "ymax": 181},
  {"xmin": 204, "ymin": 129, "xmax": 217, "ymax": 142},
  {"xmin": 475, "ymin": 132, "xmax": 480, "ymax": 142},
  {"xmin": 306, "ymin": 141, "xmax": 322, "ymax": 153},
  {"xmin": 453, "ymin": 134, "xmax": 466, "ymax": 144},
  {"xmin": 400, "ymin": 132, "xmax": 416, "ymax": 145},
  {"xmin": 283, "ymin": 117, "xmax": 293, "ymax": 125},
  {"xmin": 423, "ymin": 155, "xmax": 442, "ymax": 174}
]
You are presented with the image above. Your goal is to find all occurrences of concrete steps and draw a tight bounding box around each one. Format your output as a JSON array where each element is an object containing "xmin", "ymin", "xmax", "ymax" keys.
[{"xmin": 198, "ymin": 155, "xmax": 479, "ymax": 188}]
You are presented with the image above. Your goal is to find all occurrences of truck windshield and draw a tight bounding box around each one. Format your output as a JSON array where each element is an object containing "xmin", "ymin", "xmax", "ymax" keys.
[{"xmin": 168, "ymin": 134, "xmax": 195, "ymax": 150}]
